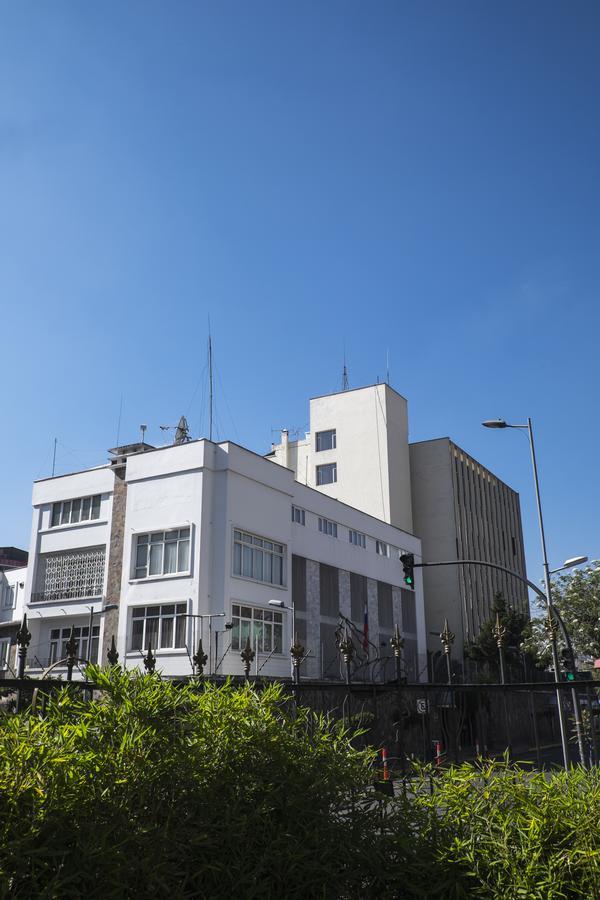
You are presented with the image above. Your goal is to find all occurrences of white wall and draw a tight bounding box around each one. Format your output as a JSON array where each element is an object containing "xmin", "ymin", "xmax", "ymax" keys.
[
  {"xmin": 271, "ymin": 384, "xmax": 414, "ymax": 533},
  {"xmin": 19, "ymin": 436, "xmax": 428, "ymax": 682}
]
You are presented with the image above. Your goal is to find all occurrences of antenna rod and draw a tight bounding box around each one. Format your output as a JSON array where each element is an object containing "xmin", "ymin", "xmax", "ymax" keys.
[
  {"xmin": 52, "ymin": 438, "xmax": 57, "ymax": 477},
  {"xmin": 342, "ymin": 343, "xmax": 349, "ymax": 391},
  {"xmin": 208, "ymin": 330, "xmax": 213, "ymax": 441}
]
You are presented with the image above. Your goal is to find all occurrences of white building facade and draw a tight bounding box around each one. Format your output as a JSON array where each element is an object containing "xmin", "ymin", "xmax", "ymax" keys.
[
  {"xmin": 0, "ymin": 566, "xmax": 27, "ymax": 675},
  {"xmin": 20, "ymin": 438, "xmax": 427, "ymax": 682},
  {"xmin": 270, "ymin": 383, "xmax": 528, "ymax": 678}
]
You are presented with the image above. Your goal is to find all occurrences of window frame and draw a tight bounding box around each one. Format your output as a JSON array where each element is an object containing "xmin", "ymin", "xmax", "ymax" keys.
[
  {"xmin": 0, "ymin": 638, "xmax": 10, "ymax": 669},
  {"xmin": 291, "ymin": 506, "xmax": 306, "ymax": 526},
  {"xmin": 131, "ymin": 527, "xmax": 192, "ymax": 581},
  {"xmin": 50, "ymin": 495, "xmax": 102, "ymax": 528},
  {"xmin": 376, "ymin": 540, "xmax": 390, "ymax": 557},
  {"xmin": 231, "ymin": 603, "xmax": 284, "ymax": 656},
  {"xmin": 1, "ymin": 582, "xmax": 15, "ymax": 609},
  {"xmin": 232, "ymin": 528, "xmax": 287, "ymax": 588},
  {"xmin": 349, "ymin": 529, "xmax": 366, "ymax": 549},
  {"xmin": 318, "ymin": 517, "xmax": 338, "ymax": 538},
  {"xmin": 316, "ymin": 463, "xmax": 337, "ymax": 486},
  {"xmin": 128, "ymin": 603, "xmax": 188, "ymax": 653},
  {"xmin": 49, "ymin": 624, "xmax": 100, "ymax": 665},
  {"xmin": 315, "ymin": 429, "xmax": 337, "ymax": 452}
]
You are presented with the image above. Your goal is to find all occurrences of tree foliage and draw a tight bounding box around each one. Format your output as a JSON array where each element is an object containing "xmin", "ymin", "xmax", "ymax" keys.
[
  {"xmin": 544, "ymin": 561, "xmax": 600, "ymax": 661},
  {"xmin": 464, "ymin": 593, "xmax": 539, "ymax": 680}
]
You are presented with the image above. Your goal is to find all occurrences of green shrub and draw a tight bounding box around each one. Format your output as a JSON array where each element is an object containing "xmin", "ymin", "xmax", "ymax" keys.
[
  {"xmin": 1, "ymin": 671, "xmax": 598, "ymax": 899},
  {"xmin": 406, "ymin": 759, "xmax": 600, "ymax": 898},
  {"xmin": 0, "ymin": 669, "xmax": 418, "ymax": 899}
]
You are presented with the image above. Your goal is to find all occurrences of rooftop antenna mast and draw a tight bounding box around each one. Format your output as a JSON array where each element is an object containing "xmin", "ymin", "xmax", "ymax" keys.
[
  {"xmin": 342, "ymin": 344, "xmax": 350, "ymax": 392},
  {"xmin": 208, "ymin": 322, "xmax": 214, "ymax": 441}
]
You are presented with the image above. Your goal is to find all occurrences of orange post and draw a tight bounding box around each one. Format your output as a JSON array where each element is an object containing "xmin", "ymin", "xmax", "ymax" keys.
[{"xmin": 382, "ymin": 747, "xmax": 390, "ymax": 781}]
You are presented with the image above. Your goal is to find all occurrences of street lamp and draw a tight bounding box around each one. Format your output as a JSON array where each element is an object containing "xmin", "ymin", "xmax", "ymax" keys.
[
  {"xmin": 549, "ymin": 556, "xmax": 588, "ymax": 575},
  {"xmin": 482, "ymin": 416, "xmax": 571, "ymax": 768}
]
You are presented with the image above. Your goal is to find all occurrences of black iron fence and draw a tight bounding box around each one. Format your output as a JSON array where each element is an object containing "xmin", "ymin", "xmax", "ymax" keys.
[{"xmin": 3, "ymin": 614, "xmax": 599, "ymax": 769}]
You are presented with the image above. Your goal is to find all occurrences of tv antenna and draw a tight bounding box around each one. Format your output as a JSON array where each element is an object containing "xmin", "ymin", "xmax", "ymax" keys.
[
  {"xmin": 160, "ymin": 415, "xmax": 191, "ymax": 445},
  {"xmin": 342, "ymin": 345, "xmax": 350, "ymax": 391}
]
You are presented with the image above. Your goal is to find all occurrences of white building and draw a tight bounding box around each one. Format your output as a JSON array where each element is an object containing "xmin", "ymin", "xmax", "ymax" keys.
[
  {"xmin": 0, "ymin": 566, "xmax": 27, "ymax": 675},
  {"xmin": 270, "ymin": 383, "xmax": 528, "ymax": 678},
  {"xmin": 269, "ymin": 383, "xmax": 413, "ymax": 533},
  {"xmin": 20, "ymin": 437, "xmax": 427, "ymax": 682}
]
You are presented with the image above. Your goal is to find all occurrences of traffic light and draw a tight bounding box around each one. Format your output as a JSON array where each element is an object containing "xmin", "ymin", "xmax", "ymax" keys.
[{"xmin": 400, "ymin": 553, "xmax": 414, "ymax": 588}]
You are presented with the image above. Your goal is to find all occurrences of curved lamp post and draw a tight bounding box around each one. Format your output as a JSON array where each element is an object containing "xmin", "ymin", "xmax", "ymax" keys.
[{"xmin": 482, "ymin": 417, "xmax": 586, "ymax": 768}]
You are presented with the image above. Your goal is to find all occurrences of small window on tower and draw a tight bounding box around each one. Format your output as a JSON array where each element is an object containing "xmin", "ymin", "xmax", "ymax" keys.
[{"xmin": 316, "ymin": 430, "xmax": 336, "ymax": 452}]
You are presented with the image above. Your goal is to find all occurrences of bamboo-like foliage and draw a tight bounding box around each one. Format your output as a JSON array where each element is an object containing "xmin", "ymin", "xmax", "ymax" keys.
[{"xmin": 0, "ymin": 670, "xmax": 598, "ymax": 898}]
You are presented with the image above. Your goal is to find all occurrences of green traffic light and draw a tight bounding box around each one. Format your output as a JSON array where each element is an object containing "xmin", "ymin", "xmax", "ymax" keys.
[{"xmin": 566, "ymin": 671, "xmax": 575, "ymax": 682}]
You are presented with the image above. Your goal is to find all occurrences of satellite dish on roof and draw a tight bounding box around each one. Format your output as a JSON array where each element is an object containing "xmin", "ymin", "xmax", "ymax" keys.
[{"xmin": 159, "ymin": 416, "xmax": 191, "ymax": 445}]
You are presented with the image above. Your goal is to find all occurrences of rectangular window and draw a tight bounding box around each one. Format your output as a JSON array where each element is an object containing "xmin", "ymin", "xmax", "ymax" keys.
[
  {"xmin": 232, "ymin": 530, "xmax": 285, "ymax": 586},
  {"xmin": 349, "ymin": 529, "xmax": 366, "ymax": 548},
  {"xmin": 49, "ymin": 625, "xmax": 100, "ymax": 666},
  {"xmin": 318, "ymin": 517, "xmax": 337, "ymax": 538},
  {"xmin": 291, "ymin": 506, "xmax": 306, "ymax": 526},
  {"xmin": 231, "ymin": 604, "xmax": 283, "ymax": 654},
  {"xmin": 50, "ymin": 495, "xmax": 102, "ymax": 528},
  {"xmin": 377, "ymin": 581, "xmax": 393, "ymax": 630},
  {"xmin": 0, "ymin": 638, "xmax": 10, "ymax": 669},
  {"xmin": 320, "ymin": 564, "xmax": 339, "ymax": 618},
  {"xmin": 133, "ymin": 528, "xmax": 191, "ymax": 579},
  {"xmin": 316, "ymin": 463, "xmax": 337, "ymax": 485},
  {"xmin": 316, "ymin": 429, "xmax": 336, "ymax": 452},
  {"xmin": 376, "ymin": 541, "xmax": 389, "ymax": 557},
  {"xmin": 1, "ymin": 582, "xmax": 15, "ymax": 609},
  {"xmin": 292, "ymin": 555, "xmax": 307, "ymax": 613},
  {"xmin": 350, "ymin": 572, "xmax": 367, "ymax": 625},
  {"xmin": 401, "ymin": 589, "xmax": 417, "ymax": 633},
  {"xmin": 129, "ymin": 603, "xmax": 187, "ymax": 652}
]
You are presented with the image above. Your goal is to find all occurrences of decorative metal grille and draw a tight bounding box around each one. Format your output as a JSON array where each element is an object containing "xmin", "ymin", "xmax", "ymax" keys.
[{"xmin": 33, "ymin": 548, "xmax": 105, "ymax": 603}]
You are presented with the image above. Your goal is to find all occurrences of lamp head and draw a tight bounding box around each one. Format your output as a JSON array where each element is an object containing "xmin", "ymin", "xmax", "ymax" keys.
[
  {"xmin": 268, "ymin": 599, "xmax": 285, "ymax": 608},
  {"xmin": 482, "ymin": 419, "xmax": 508, "ymax": 429},
  {"xmin": 563, "ymin": 556, "xmax": 588, "ymax": 569}
]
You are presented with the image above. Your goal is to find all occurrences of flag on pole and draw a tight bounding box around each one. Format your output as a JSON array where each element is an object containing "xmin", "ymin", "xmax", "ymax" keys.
[{"xmin": 363, "ymin": 599, "xmax": 369, "ymax": 652}]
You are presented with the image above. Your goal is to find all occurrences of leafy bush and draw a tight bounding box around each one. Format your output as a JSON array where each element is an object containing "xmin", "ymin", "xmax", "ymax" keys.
[
  {"xmin": 406, "ymin": 759, "xmax": 600, "ymax": 898},
  {"xmin": 0, "ymin": 671, "xmax": 598, "ymax": 898},
  {"xmin": 0, "ymin": 669, "xmax": 419, "ymax": 899}
]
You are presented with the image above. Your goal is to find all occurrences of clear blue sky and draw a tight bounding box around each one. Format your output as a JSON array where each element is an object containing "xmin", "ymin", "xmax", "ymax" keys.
[{"xmin": 1, "ymin": 1, "xmax": 599, "ymax": 593}]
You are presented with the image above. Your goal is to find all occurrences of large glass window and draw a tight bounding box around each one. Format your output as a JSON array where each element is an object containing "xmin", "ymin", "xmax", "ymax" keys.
[
  {"xmin": 134, "ymin": 528, "xmax": 191, "ymax": 579},
  {"xmin": 49, "ymin": 625, "xmax": 100, "ymax": 665},
  {"xmin": 316, "ymin": 429, "xmax": 336, "ymax": 452},
  {"xmin": 316, "ymin": 463, "xmax": 337, "ymax": 485},
  {"xmin": 129, "ymin": 603, "xmax": 187, "ymax": 651},
  {"xmin": 231, "ymin": 604, "xmax": 283, "ymax": 654},
  {"xmin": 51, "ymin": 495, "xmax": 101, "ymax": 528},
  {"xmin": 232, "ymin": 530, "xmax": 285, "ymax": 586}
]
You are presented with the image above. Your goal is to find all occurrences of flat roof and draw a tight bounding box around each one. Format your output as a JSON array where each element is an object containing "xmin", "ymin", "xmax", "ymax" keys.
[
  {"xmin": 310, "ymin": 382, "xmax": 408, "ymax": 403},
  {"xmin": 410, "ymin": 436, "xmax": 520, "ymax": 495}
]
